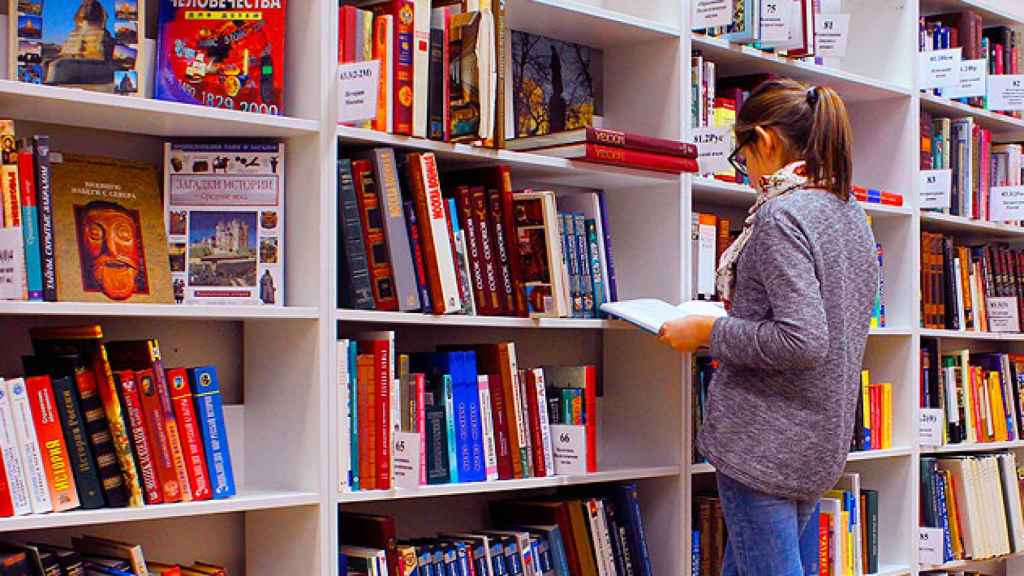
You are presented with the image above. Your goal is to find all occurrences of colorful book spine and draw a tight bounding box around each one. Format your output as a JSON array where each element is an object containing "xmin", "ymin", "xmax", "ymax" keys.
[
  {"xmin": 585, "ymin": 219, "xmax": 606, "ymax": 316},
  {"xmin": 373, "ymin": 15, "xmax": 393, "ymax": 133},
  {"xmin": 188, "ymin": 366, "xmax": 236, "ymax": 499},
  {"xmin": 95, "ymin": 348, "xmax": 145, "ymax": 508},
  {"xmin": 575, "ymin": 214, "xmax": 596, "ymax": 318},
  {"xmin": 356, "ymin": 354, "xmax": 376, "ymax": 490},
  {"xmin": 474, "ymin": 186, "xmax": 502, "ymax": 314},
  {"xmin": 560, "ymin": 213, "xmax": 581, "ymax": 318},
  {"xmin": 442, "ymin": 375, "xmax": 459, "ymax": 483},
  {"xmin": 49, "ymin": 375, "xmax": 104, "ymax": 509},
  {"xmin": 488, "ymin": 373, "xmax": 513, "ymax": 481},
  {"xmin": 6, "ymin": 378, "xmax": 52, "ymax": 513},
  {"xmin": 391, "ymin": 0, "xmax": 414, "ymax": 135},
  {"xmin": 348, "ymin": 341, "xmax": 360, "ymax": 491},
  {"xmin": 338, "ymin": 159, "xmax": 376, "ymax": 310},
  {"xmin": 596, "ymin": 190, "xmax": 617, "ymax": 303},
  {"xmin": 456, "ymin": 186, "xmax": 489, "ymax": 314},
  {"xmin": 16, "ymin": 146, "xmax": 42, "ymax": 301},
  {"xmin": 0, "ymin": 380, "xmax": 30, "ymax": 515},
  {"xmin": 368, "ymin": 148, "xmax": 420, "ymax": 311},
  {"xmin": 409, "ymin": 152, "xmax": 461, "ymax": 313},
  {"xmin": 585, "ymin": 127, "xmax": 700, "ymax": 158},
  {"xmin": 456, "ymin": 352, "xmax": 486, "ymax": 482},
  {"xmin": 427, "ymin": 25, "xmax": 446, "ymax": 140},
  {"xmin": 580, "ymin": 144, "xmax": 699, "ymax": 173},
  {"xmin": 147, "ymin": 352, "xmax": 193, "ymax": 503},
  {"xmin": 353, "ymin": 159, "xmax": 400, "ymax": 311},
  {"xmin": 497, "ymin": 177, "xmax": 528, "ymax": 316},
  {"xmin": 113, "ymin": 370, "xmax": 162, "ymax": 505},
  {"xmin": 32, "ymin": 136, "xmax": 56, "ymax": 302},
  {"xmin": 477, "ymin": 375, "xmax": 498, "ymax": 481},
  {"xmin": 71, "ymin": 367, "xmax": 128, "ymax": 508},
  {"xmin": 403, "ymin": 200, "xmax": 433, "ymax": 313},
  {"xmin": 168, "ymin": 368, "xmax": 212, "ymax": 501},
  {"xmin": 136, "ymin": 368, "xmax": 182, "ymax": 503},
  {"xmin": 25, "ymin": 376, "xmax": 79, "ymax": 511}
]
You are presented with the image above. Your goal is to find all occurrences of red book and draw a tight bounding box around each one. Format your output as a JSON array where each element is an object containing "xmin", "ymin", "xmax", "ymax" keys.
[
  {"xmin": 523, "ymin": 370, "xmax": 547, "ymax": 477},
  {"xmin": 0, "ymin": 441, "xmax": 13, "ymax": 517},
  {"xmin": 869, "ymin": 384, "xmax": 881, "ymax": 448},
  {"xmin": 356, "ymin": 354, "xmax": 376, "ymax": 491},
  {"xmin": 487, "ymin": 373, "xmax": 513, "ymax": 480},
  {"xmin": 339, "ymin": 5, "xmax": 358, "ymax": 63},
  {"xmin": 359, "ymin": 340, "xmax": 391, "ymax": 490},
  {"xmin": 25, "ymin": 375, "xmax": 79, "ymax": 511},
  {"xmin": 818, "ymin": 513, "xmax": 830, "ymax": 576},
  {"xmin": 136, "ymin": 368, "xmax": 183, "ymax": 502},
  {"xmin": 472, "ymin": 186, "xmax": 502, "ymax": 314},
  {"xmin": 113, "ymin": 370, "xmax": 162, "ymax": 505},
  {"xmin": 407, "ymin": 152, "xmax": 461, "ymax": 314},
  {"xmin": 507, "ymin": 127, "xmax": 699, "ymax": 158},
  {"xmin": 352, "ymin": 159, "xmax": 399, "ymax": 311},
  {"xmin": 455, "ymin": 186, "xmax": 492, "ymax": 315},
  {"xmin": 167, "ymin": 369, "xmax": 212, "ymax": 501},
  {"xmin": 539, "ymin": 143, "xmax": 699, "ymax": 174},
  {"xmin": 366, "ymin": 0, "xmax": 413, "ymax": 134},
  {"xmin": 498, "ymin": 173, "xmax": 528, "ymax": 317}
]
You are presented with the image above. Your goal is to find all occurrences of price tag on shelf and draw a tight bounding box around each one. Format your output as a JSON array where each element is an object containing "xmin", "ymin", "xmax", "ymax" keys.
[
  {"xmin": 550, "ymin": 424, "xmax": 587, "ymax": 476},
  {"xmin": 919, "ymin": 169, "xmax": 952, "ymax": 210},
  {"xmin": 919, "ymin": 408, "xmax": 943, "ymax": 448},
  {"xmin": 693, "ymin": 126, "xmax": 733, "ymax": 174},
  {"xmin": 691, "ymin": 0, "xmax": 733, "ymax": 29},
  {"xmin": 813, "ymin": 13, "xmax": 850, "ymax": 58},
  {"xmin": 919, "ymin": 527, "xmax": 945, "ymax": 565},
  {"xmin": 919, "ymin": 48, "xmax": 962, "ymax": 89},
  {"xmin": 987, "ymin": 296, "xmax": 1021, "ymax": 333},
  {"xmin": 990, "ymin": 185, "xmax": 1024, "ymax": 221},
  {"xmin": 988, "ymin": 75, "xmax": 1024, "ymax": 110},
  {"xmin": 392, "ymin": 431, "xmax": 422, "ymax": 490},
  {"xmin": 337, "ymin": 60, "xmax": 380, "ymax": 124},
  {"xmin": 759, "ymin": 0, "xmax": 792, "ymax": 44},
  {"xmin": 942, "ymin": 59, "xmax": 987, "ymax": 99}
]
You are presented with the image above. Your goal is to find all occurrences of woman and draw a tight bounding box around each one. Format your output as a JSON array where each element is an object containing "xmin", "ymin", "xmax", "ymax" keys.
[{"xmin": 659, "ymin": 79, "xmax": 878, "ymax": 574}]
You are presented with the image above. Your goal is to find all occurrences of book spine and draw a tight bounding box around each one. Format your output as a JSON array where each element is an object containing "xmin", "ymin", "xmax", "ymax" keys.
[
  {"xmin": 374, "ymin": 341, "xmax": 392, "ymax": 489},
  {"xmin": 415, "ymin": 372, "xmax": 426, "ymax": 485},
  {"xmin": 425, "ymin": 397, "xmax": 448, "ymax": 484},
  {"xmin": 403, "ymin": 199, "xmax": 434, "ymax": 312},
  {"xmin": 560, "ymin": 214, "xmax": 581, "ymax": 318},
  {"xmin": 137, "ymin": 368, "xmax": 182, "ymax": 502},
  {"xmin": 31, "ymin": 136, "xmax": 55, "ymax": 302},
  {"xmin": 494, "ymin": 0, "xmax": 507, "ymax": 149},
  {"xmin": 427, "ymin": 26, "xmax": 446, "ymax": 140},
  {"xmin": 7, "ymin": 379, "xmax": 53, "ymax": 513},
  {"xmin": 113, "ymin": 370, "xmax": 162, "ymax": 505},
  {"xmin": 584, "ymin": 366, "xmax": 598, "ymax": 473},
  {"xmin": 487, "ymin": 374, "xmax": 513, "ymax": 480},
  {"xmin": 442, "ymin": 375, "xmax": 459, "ymax": 483},
  {"xmin": 349, "ymin": 342, "xmax": 360, "ymax": 491},
  {"xmin": 373, "ymin": 15, "xmax": 391, "ymax": 133},
  {"xmin": 582, "ymin": 144, "xmax": 699, "ymax": 173},
  {"xmin": 499, "ymin": 173, "xmax": 528, "ymax": 316},
  {"xmin": 488, "ymin": 184, "xmax": 516, "ymax": 315},
  {"xmin": 585, "ymin": 219, "xmax": 606, "ymax": 315},
  {"xmin": 618, "ymin": 485, "xmax": 653, "ymax": 576},
  {"xmin": 414, "ymin": 153, "xmax": 461, "ymax": 313},
  {"xmin": 412, "ymin": 0, "xmax": 430, "ymax": 139},
  {"xmin": 372, "ymin": 149, "xmax": 421, "ymax": 311},
  {"xmin": 586, "ymin": 127, "xmax": 699, "ymax": 158},
  {"xmin": 473, "ymin": 187, "xmax": 502, "ymax": 314},
  {"xmin": 49, "ymin": 376, "xmax": 104, "ymax": 509},
  {"xmin": 147, "ymin": 348, "xmax": 193, "ymax": 502},
  {"xmin": 357, "ymin": 354, "xmax": 376, "ymax": 490},
  {"xmin": 0, "ymin": 382, "xmax": 31, "ymax": 515},
  {"xmin": 338, "ymin": 159, "xmax": 376, "ymax": 310},
  {"xmin": 73, "ymin": 369, "xmax": 128, "ymax": 507},
  {"xmin": 0, "ymin": 227, "xmax": 26, "ymax": 301},
  {"xmin": 16, "ymin": 149, "xmax": 42, "ymax": 301},
  {"xmin": 458, "ymin": 186, "xmax": 490, "ymax": 315},
  {"xmin": 501, "ymin": 345, "xmax": 528, "ymax": 478},
  {"xmin": 524, "ymin": 370, "xmax": 547, "ymax": 478},
  {"xmin": 392, "ymin": 0, "xmax": 414, "ymax": 135},
  {"xmin": 574, "ymin": 214, "xmax": 595, "ymax": 318},
  {"xmin": 532, "ymin": 369, "xmax": 555, "ymax": 476},
  {"xmin": 189, "ymin": 367, "xmax": 236, "ymax": 499},
  {"xmin": 460, "ymin": 353, "xmax": 486, "ymax": 482},
  {"xmin": 354, "ymin": 159, "xmax": 400, "ymax": 311},
  {"xmin": 477, "ymin": 375, "xmax": 498, "ymax": 481},
  {"xmin": 167, "ymin": 369, "xmax": 212, "ymax": 501}
]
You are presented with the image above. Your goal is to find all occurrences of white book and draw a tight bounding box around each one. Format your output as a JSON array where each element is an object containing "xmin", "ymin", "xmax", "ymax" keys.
[
  {"xmin": 531, "ymin": 368, "xmax": 555, "ymax": 477},
  {"xmin": 953, "ymin": 257, "xmax": 966, "ymax": 331},
  {"xmin": 999, "ymin": 453, "xmax": 1024, "ymax": 552},
  {"xmin": 600, "ymin": 299, "xmax": 727, "ymax": 335},
  {"xmin": 412, "ymin": 0, "xmax": 431, "ymax": 138},
  {"xmin": 477, "ymin": 375, "xmax": 498, "ymax": 481},
  {"xmin": 505, "ymin": 342, "xmax": 529, "ymax": 477},
  {"xmin": 592, "ymin": 499, "xmax": 617, "ymax": 576},
  {"xmin": 0, "ymin": 379, "xmax": 31, "ymax": 515},
  {"xmin": 342, "ymin": 545, "xmax": 389, "ymax": 576},
  {"xmin": 6, "ymin": 379, "xmax": 51, "ymax": 513},
  {"xmin": 338, "ymin": 339, "xmax": 351, "ymax": 493},
  {"xmin": 417, "ymin": 153, "xmax": 462, "ymax": 313},
  {"xmin": 697, "ymin": 217, "xmax": 716, "ymax": 299},
  {"xmin": 969, "ymin": 263, "xmax": 982, "ymax": 332},
  {"xmin": 0, "ymin": 227, "xmax": 26, "ymax": 301}
]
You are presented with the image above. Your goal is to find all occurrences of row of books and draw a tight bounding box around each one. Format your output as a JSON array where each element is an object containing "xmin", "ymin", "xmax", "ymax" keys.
[
  {"xmin": 920, "ymin": 344, "xmax": 1024, "ymax": 447},
  {"xmin": 339, "ymin": 484, "xmax": 653, "ymax": 576},
  {"xmin": 0, "ymin": 534, "xmax": 226, "ymax": 575},
  {"xmin": 0, "ymin": 124, "xmax": 286, "ymax": 306},
  {"xmin": 920, "ymin": 113, "xmax": 1023, "ymax": 224},
  {"xmin": 851, "ymin": 371, "xmax": 893, "ymax": 454},
  {"xmin": 0, "ymin": 325, "xmax": 234, "ymax": 516},
  {"xmin": 338, "ymin": 335, "xmax": 597, "ymax": 491},
  {"xmin": 921, "ymin": 452, "xmax": 1024, "ymax": 563},
  {"xmin": 693, "ymin": 474, "xmax": 879, "ymax": 576},
  {"xmin": 920, "ymin": 12, "xmax": 1022, "ymax": 117},
  {"xmin": 338, "ymin": 151, "xmax": 617, "ymax": 319},
  {"xmin": 920, "ymin": 233, "xmax": 1024, "ymax": 332}
]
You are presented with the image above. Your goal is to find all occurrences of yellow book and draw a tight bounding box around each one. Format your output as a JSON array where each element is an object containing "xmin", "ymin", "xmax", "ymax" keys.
[
  {"xmin": 842, "ymin": 509, "xmax": 851, "ymax": 576},
  {"xmin": 882, "ymin": 382, "xmax": 892, "ymax": 449},
  {"xmin": 943, "ymin": 469, "xmax": 963, "ymax": 559},
  {"xmin": 989, "ymin": 371, "xmax": 1009, "ymax": 441},
  {"xmin": 861, "ymin": 370, "xmax": 872, "ymax": 448},
  {"xmin": 712, "ymin": 101, "xmax": 737, "ymax": 180}
]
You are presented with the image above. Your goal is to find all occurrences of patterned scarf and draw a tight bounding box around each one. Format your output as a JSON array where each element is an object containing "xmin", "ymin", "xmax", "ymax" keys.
[{"xmin": 715, "ymin": 161, "xmax": 810, "ymax": 307}]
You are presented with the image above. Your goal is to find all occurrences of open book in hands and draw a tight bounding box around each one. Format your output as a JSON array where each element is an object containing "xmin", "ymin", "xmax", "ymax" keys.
[{"xmin": 600, "ymin": 299, "xmax": 727, "ymax": 334}]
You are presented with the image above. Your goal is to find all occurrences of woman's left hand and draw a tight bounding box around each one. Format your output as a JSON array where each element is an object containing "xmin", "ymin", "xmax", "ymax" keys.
[{"xmin": 657, "ymin": 315, "xmax": 717, "ymax": 353}]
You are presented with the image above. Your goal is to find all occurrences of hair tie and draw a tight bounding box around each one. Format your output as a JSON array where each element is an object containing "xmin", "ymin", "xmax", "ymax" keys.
[{"xmin": 806, "ymin": 86, "xmax": 819, "ymax": 106}]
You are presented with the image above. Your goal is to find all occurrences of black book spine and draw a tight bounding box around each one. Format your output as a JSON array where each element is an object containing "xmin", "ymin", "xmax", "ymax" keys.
[
  {"xmin": 546, "ymin": 390, "xmax": 561, "ymax": 425},
  {"xmin": 425, "ymin": 402, "xmax": 449, "ymax": 485},
  {"xmin": 602, "ymin": 498, "xmax": 630, "ymax": 576},
  {"xmin": 50, "ymin": 377, "xmax": 105, "ymax": 509},
  {"xmin": 32, "ymin": 136, "xmax": 56, "ymax": 302},
  {"xmin": 427, "ymin": 27, "xmax": 445, "ymax": 141},
  {"xmin": 74, "ymin": 372, "xmax": 128, "ymax": 508},
  {"xmin": 338, "ymin": 159, "xmax": 376, "ymax": 310}
]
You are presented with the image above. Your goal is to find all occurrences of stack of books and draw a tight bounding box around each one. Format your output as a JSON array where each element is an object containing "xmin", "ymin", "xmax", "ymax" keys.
[
  {"xmin": 0, "ymin": 535, "xmax": 228, "ymax": 575},
  {"xmin": 506, "ymin": 128, "xmax": 699, "ymax": 174},
  {"xmin": 851, "ymin": 370, "xmax": 893, "ymax": 453}
]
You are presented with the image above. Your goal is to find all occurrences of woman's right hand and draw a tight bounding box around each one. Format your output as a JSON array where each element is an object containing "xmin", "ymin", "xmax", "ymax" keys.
[{"xmin": 657, "ymin": 316, "xmax": 716, "ymax": 353}]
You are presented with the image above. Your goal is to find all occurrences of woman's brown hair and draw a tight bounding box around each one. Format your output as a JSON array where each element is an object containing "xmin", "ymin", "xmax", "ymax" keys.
[{"xmin": 735, "ymin": 78, "xmax": 854, "ymax": 201}]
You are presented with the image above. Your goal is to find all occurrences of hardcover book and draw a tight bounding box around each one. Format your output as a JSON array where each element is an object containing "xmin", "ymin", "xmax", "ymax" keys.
[
  {"xmin": 164, "ymin": 142, "xmax": 284, "ymax": 305},
  {"xmin": 9, "ymin": 0, "xmax": 144, "ymax": 94},
  {"xmin": 154, "ymin": 0, "xmax": 286, "ymax": 114},
  {"xmin": 167, "ymin": 368, "xmax": 211, "ymax": 500},
  {"xmin": 187, "ymin": 366, "xmax": 235, "ymax": 499},
  {"xmin": 24, "ymin": 375, "xmax": 79, "ymax": 511},
  {"xmin": 4, "ymin": 378, "xmax": 53, "ymax": 514},
  {"xmin": 49, "ymin": 153, "xmax": 172, "ymax": 303},
  {"xmin": 0, "ymin": 379, "xmax": 31, "ymax": 515},
  {"xmin": 112, "ymin": 369, "xmax": 162, "ymax": 505},
  {"xmin": 338, "ymin": 158, "xmax": 375, "ymax": 310},
  {"xmin": 511, "ymin": 191, "xmax": 569, "ymax": 318}
]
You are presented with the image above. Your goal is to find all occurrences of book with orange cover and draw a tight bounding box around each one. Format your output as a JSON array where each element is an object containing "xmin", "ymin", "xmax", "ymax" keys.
[
  {"xmin": 112, "ymin": 370, "xmax": 162, "ymax": 505},
  {"xmin": 24, "ymin": 375, "xmax": 79, "ymax": 511},
  {"xmin": 167, "ymin": 368, "xmax": 212, "ymax": 501},
  {"xmin": 135, "ymin": 368, "xmax": 183, "ymax": 503}
]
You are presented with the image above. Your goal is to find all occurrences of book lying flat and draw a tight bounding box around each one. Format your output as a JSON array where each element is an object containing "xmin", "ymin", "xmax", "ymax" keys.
[{"xmin": 600, "ymin": 299, "xmax": 727, "ymax": 334}]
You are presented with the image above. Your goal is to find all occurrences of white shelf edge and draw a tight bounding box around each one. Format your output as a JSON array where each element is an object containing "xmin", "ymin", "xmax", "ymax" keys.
[
  {"xmin": 922, "ymin": 439, "xmax": 1024, "ymax": 454},
  {"xmin": 920, "ymin": 550, "xmax": 1024, "ymax": 570},
  {"xmin": 869, "ymin": 327, "xmax": 914, "ymax": 336},
  {"xmin": 920, "ymin": 328, "xmax": 1024, "ymax": 341},
  {"xmin": 690, "ymin": 177, "xmax": 910, "ymax": 215},
  {"xmin": 0, "ymin": 301, "xmax": 320, "ymax": 320},
  {"xmin": 336, "ymin": 308, "xmax": 631, "ymax": 330},
  {"xmin": 920, "ymin": 211, "xmax": 1024, "ymax": 237},
  {"xmin": 692, "ymin": 447, "xmax": 912, "ymax": 475},
  {"xmin": 338, "ymin": 466, "xmax": 681, "ymax": 503},
  {"xmin": 919, "ymin": 93, "xmax": 1024, "ymax": 136},
  {"xmin": 517, "ymin": 0, "xmax": 681, "ymax": 38},
  {"xmin": 0, "ymin": 489, "xmax": 320, "ymax": 532}
]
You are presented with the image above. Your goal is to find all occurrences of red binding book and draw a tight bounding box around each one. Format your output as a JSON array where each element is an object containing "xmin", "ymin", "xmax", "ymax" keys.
[
  {"xmin": 365, "ymin": 0, "xmax": 413, "ymax": 135},
  {"xmin": 507, "ymin": 127, "xmax": 699, "ymax": 158},
  {"xmin": 356, "ymin": 354, "xmax": 376, "ymax": 491},
  {"xmin": 471, "ymin": 185, "xmax": 501, "ymax": 314},
  {"xmin": 24, "ymin": 375, "xmax": 79, "ymax": 511},
  {"xmin": 359, "ymin": 339, "xmax": 391, "ymax": 490},
  {"xmin": 534, "ymin": 144, "xmax": 699, "ymax": 174},
  {"xmin": 167, "ymin": 368, "xmax": 212, "ymax": 501},
  {"xmin": 135, "ymin": 368, "xmax": 183, "ymax": 503},
  {"xmin": 487, "ymin": 373, "xmax": 513, "ymax": 480},
  {"xmin": 407, "ymin": 152, "xmax": 461, "ymax": 314},
  {"xmin": 486, "ymin": 182, "xmax": 515, "ymax": 315},
  {"xmin": 455, "ymin": 185, "xmax": 491, "ymax": 315},
  {"xmin": 523, "ymin": 370, "xmax": 547, "ymax": 478},
  {"xmin": 498, "ymin": 171, "xmax": 528, "ymax": 317},
  {"xmin": 353, "ymin": 159, "xmax": 399, "ymax": 311},
  {"xmin": 113, "ymin": 370, "xmax": 162, "ymax": 505}
]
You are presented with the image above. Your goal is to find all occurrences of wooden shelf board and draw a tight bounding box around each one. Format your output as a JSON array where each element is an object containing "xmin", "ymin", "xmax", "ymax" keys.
[
  {"xmin": 691, "ymin": 35, "xmax": 912, "ymax": 103},
  {"xmin": 920, "ymin": 93, "xmax": 1024, "ymax": 141},
  {"xmin": 0, "ymin": 490, "xmax": 320, "ymax": 533},
  {"xmin": 338, "ymin": 126, "xmax": 680, "ymax": 189},
  {"xmin": 0, "ymin": 301, "xmax": 320, "ymax": 320},
  {"xmin": 0, "ymin": 80, "xmax": 319, "ymax": 138},
  {"xmin": 920, "ymin": 211, "xmax": 1024, "ymax": 237},
  {"xmin": 336, "ymin": 308, "xmax": 630, "ymax": 329},
  {"xmin": 506, "ymin": 0, "xmax": 679, "ymax": 48},
  {"xmin": 338, "ymin": 466, "xmax": 680, "ymax": 502},
  {"xmin": 922, "ymin": 439, "xmax": 1024, "ymax": 454}
]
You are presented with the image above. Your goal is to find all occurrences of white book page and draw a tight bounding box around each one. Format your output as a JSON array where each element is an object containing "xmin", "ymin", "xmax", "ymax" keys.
[{"xmin": 600, "ymin": 299, "xmax": 727, "ymax": 334}]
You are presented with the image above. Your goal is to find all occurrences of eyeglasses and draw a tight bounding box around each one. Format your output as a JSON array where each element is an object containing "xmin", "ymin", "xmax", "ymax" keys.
[{"xmin": 728, "ymin": 132, "xmax": 754, "ymax": 177}]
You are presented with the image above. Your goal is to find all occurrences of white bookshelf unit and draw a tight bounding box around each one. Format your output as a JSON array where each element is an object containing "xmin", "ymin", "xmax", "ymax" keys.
[{"xmin": 4, "ymin": 0, "xmax": 1024, "ymax": 574}]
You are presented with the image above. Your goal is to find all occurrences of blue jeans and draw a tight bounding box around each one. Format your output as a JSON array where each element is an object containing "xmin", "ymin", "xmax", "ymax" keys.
[{"xmin": 716, "ymin": 472, "xmax": 818, "ymax": 576}]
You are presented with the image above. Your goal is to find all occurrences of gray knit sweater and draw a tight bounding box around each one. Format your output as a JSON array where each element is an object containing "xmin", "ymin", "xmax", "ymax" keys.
[{"xmin": 696, "ymin": 188, "xmax": 878, "ymax": 501}]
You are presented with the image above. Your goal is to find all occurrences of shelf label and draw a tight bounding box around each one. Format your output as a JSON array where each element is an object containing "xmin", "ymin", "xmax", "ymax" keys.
[
  {"xmin": 990, "ymin": 185, "xmax": 1024, "ymax": 221},
  {"xmin": 920, "ymin": 169, "xmax": 952, "ymax": 210},
  {"xmin": 919, "ymin": 408, "xmax": 944, "ymax": 448},
  {"xmin": 759, "ymin": 0, "xmax": 792, "ymax": 44},
  {"xmin": 550, "ymin": 424, "xmax": 587, "ymax": 476},
  {"xmin": 337, "ymin": 60, "xmax": 380, "ymax": 124},
  {"xmin": 987, "ymin": 296, "xmax": 1021, "ymax": 333},
  {"xmin": 919, "ymin": 48, "xmax": 962, "ymax": 90},
  {"xmin": 691, "ymin": 0, "xmax": 733, "ymax": 29},
  {"xmin": 919, "ymin": 527, "xmax": 945, "ymax": 565},
  {"xmin": 693, "ymin": 127, "xmax": 733, "ymax": 174},
  {"xmin": 392, "ymin": 431, "xmax": 422, "ymax": 490},
  {"xmin": 987, "ymin": 75, "xmax": 1024, "ymax": 111},
  {"xmin": 813, "ymin": 13, "xmax": 850, "ymax": 58},
  {"xmin": 941, "ymin": 59, "xmax": 987, "ymax": 99}
]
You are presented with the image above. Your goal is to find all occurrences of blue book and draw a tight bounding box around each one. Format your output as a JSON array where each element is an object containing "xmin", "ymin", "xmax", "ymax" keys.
[
  {"xmin": 17, "ymin": 147, "xmax": 43, "ymax": 301},
  {"xmin": 189, "ymin": 365, "xmax": 236, "ymax": 499},
  {"xmin": 451, "ymin": 541, "xmax": 471, "ymax": 576},
  {"xmin": 691, "ymin": 530, "xmax": 700, "ymax": 576},
  {"xmin": 596, "ymin": 190, "xmax": 617, "ymax": 303},
  {"xmin": 614, "ymin": 483, "xmax": 653, "ymax": 576},
  {"xmin": 935, "ymin": 472, "xmax": 954, "ymax": 562},
  {"xmin": 489, "ymin": 540, "xmax": 508, "ymax": 576},
  {"xmin": 417, "ymin": 352, "xmax": 486, "ymax": 483},
  {"xmin": 339, "ymin": 552, "xmax": 348, "ymax": 576},
  {"xmin": 349, "ymin": 340, "xmax": 360, "ymax": 491},
  {"xmin": 442, "ymin": 374, "xmax": 459, "ymax": 484},
  {"xmin": 403, "ymin": 200, "xmax": 433, "ymax": 312},
  {"xmin": 585, "ymin": 219, "xmax": 605, "ymax": 317},
  {"xmin": 499, "ymin": 537, "xmax": 522, "ymax": 576},
  {"xmin": 416, "ymin": 548, "xmax": 433, "ymax": 576},
  {"xmin": 799, "ymin": 503, "xmax": 820, "ymax": 576},
  {"xmin": 441, "ymin": 543, "xmax": 459, "ymax": 576}
]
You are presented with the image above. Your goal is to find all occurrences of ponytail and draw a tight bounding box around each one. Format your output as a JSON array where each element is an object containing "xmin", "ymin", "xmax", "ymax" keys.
[{"xmin": 734, "ymin": 79, "xmax": 854, "ymax": 201}]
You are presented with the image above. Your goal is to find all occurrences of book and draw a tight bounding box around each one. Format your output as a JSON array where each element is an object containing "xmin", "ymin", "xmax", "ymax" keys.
[
  {"xmin": 24, "ymin": 375, "xmax": 79, "ymax": 511},
  {"xmin": 71, "ymin": 536, "xmax": 146, "ymax": 576},
  {"xmin": 341, "ymin": 512, "xmax": 401, "ymax": 576},
  {"xmin": 600, "ymin": 299, "xmax": 727, "ymax": 334},
  {"xmin": 338, "ymin": 159, "xmax": 376, "ymax": 310},
  {"xmin": 154, "ymin": 0, "xmax": 286, "ymax": 113},
  {"xmin": 10, "ymin": 0, "xmax": 144, "ymax": 94},
  {"xmin": 0, "ymin": 121, "xmax": 25, "ymax": 301},
  {"xmin": 4, "ymin": 378, "xmax": 51, "ymax": 513},
  {"xmin": 32, "ymin": 136, "xmax": 56, "ymax": 302},
  {"xmin": 167, "ymin": 368, "xmax": 212, "ymax": 501},
  {"xmin": 163, "ymin": 142, "xmax": 285, "ymax": 305},
  {"xmin": 16, "ymin": 140, "xmax": 42, "ymax": 300},
  {"xmin": 112, "ymin": 370, "xmax": 162, "ymax": 505},
  {"xmin": 511, "ymin": 191, "xmax": 569, "ymax": 318},
  {"xmin": 187, "ymin": 366, "xmax": 235, "ymax": 499},
  {"xmin": 406, "ymin": 152, "xmax": 461, "ymax": 314},
  {"xmin": 352, "ymin": 158, "xmax": 400, "ymax": 311},
  {"xmin": 49, "ymin": 154, "xmax": 172, "ymax": 303},
  {"xmin": 448, "ymin": 11, "xmax": 494, "ymax": 143},
  {"xmin": 0, "ymin": 380, "xmax": 30, "ymax": 516},
  {"xmin": 532, "ymin": 144, "xmax": 699, "ymax": 173},
  {"xmin": 507, "ymin": 127, "xmax": 698, "ymax": 158}
]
